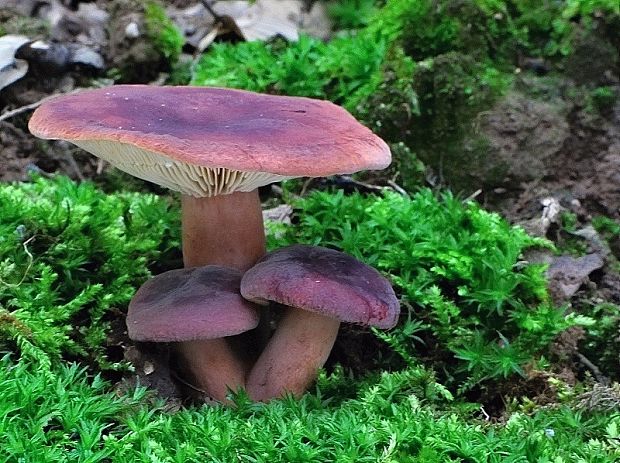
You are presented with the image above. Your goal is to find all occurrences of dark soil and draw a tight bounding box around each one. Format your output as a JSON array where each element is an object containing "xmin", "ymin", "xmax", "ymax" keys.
[{"xmin": 492, "ymin": 98, "xmax": 620, "ymax": 223}]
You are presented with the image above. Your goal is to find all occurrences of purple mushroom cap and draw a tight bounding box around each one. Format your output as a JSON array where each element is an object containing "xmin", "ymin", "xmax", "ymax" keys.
[
  {"xmin": 127, "ymin": 265, "xmax": 260, "ymax": 342},
  {"xmin": 240, "ymin": 245, "xmax": 400, "ymax": 329},
  {"xmin": 28, "ymin": 85, "xmax": 391, "ymax": 177}
]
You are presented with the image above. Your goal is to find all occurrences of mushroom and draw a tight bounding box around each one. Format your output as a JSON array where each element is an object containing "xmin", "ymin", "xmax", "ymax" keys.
[
  {"xmin": 128, "ymin": 265, "xmax": 259, "ymax": 402},
  {"xmin": 28, "ymin": 85, "xmax": 390, "ymax": 269},
  {"xmin": 240, "ymin": 244, "xmax": 400, "ymax": 401},
  {"xmin": 28, "ymin": 85, "xmax": 391, "ymax": 397}
]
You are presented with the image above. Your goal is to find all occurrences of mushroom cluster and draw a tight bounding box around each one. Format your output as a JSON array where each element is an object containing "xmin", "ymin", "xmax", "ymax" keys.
[{"xmin": 28, "ymin": 85, "xmax": 400, "ymax": 402}]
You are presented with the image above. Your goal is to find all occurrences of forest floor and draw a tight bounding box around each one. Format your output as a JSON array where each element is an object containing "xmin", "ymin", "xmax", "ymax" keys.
[{"xmin": 2, "ymin": 0, "xmax": 620, "ymax": 396}]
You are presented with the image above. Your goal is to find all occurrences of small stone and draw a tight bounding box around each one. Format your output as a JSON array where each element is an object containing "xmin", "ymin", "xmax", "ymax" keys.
[
  {"xmin": 143, "ymin": 361, "xmax": 155, "ymax": 375},
  {"xmin": 125, "ymin": 22, "xmax": 140, "ymax": 39}
]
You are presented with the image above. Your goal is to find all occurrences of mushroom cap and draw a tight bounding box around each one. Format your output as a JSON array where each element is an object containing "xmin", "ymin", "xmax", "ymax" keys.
[
  {"xmin": 240, "ymin": 245, "xmax": 399, "ymax": 329},
  {"xmin": 127, "ymin": 265, "xmax": 259, "ymax": 342},
  {"xmin": 28, "ymin": 85, "xmax": 391, "ymax": 197}
]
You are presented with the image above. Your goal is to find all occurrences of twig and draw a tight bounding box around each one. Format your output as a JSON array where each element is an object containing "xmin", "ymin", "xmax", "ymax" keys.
[
  {"xmin": 199, "ymin": 0, "xmax": 244, "ymax": 41},
  {"xmin": 200, "ymin": 0, "xmax": 222, "ymax": 22},
  {"xmin": 0, "ymin": 89, "xmax": 82, "ymax": 123},
  {"xmin": 64, "ymin": 150, "xmax": 85, "ymax": 181},
  {"xmin": 341, "ymin": 176, "xmax": 385, "ymax": 193},
  {"xmin": 196, "ymin": 24, "xmax": 222, "ymax": 54},
  {"xmin": 270, "ymin": 184, "xmax": 285, "ymax": 197},
  {"xmin": 0, "ymin": 100, "xmax": 47, "ymax": 123},
  {"xmin": 299, "ymin": 177, "xmax": 314, "ymax": 196},
  {"xmin": 463, "ymin": 188, "xmax": 482, "ymax": 203},
  {"xmin": 576, "ymin": 352, "xmax": 610, "ymax": 385},
  {"xmin": 387, "ymin": 179, "xmax": 409, "ymax": 196},
  {"xmin": 170, "ymin": 368, "xmax": 209, "ymax": 395},
  {"xmin": 96, "ymin": 158, "xmax": 106, "ymax": 175},
  {"xmin": 0, "ymin": 236, "xmax": 35, "ymax": 288}
]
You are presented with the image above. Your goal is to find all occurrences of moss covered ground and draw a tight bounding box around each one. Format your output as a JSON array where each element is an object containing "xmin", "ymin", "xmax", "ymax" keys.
[
  {"xmin": 1, "ymin": 176, "xmax": 619, "ymax": 461},
  {"xmin": 2, "ymin": 0, "xmax": 620, "ymax": 461}
]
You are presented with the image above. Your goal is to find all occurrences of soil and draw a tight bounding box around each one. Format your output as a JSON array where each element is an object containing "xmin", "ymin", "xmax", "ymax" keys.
[{"xmin": 490, "ymin": 96, "xmax": 620, "ymax": 223}]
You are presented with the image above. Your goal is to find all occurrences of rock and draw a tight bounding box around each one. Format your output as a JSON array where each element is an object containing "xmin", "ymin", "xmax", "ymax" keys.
[
  {"xmin": 571, "ymin": 225, "xmax": 611, "ymax": 258},
  {"xmin": 15, "ymin": 40, "xmax": 104, "ymax": 74},
  {"xmin": 263, "ymin": 204, "xmax": 293, "ymax": 225},
  {"xmin": 0, "ymin": 0, "xmax": 39, "ymax": 16},
  {"xmin": 518, "ymin": 196, "xmax": 562, "ymax": 237},
  {"xmin": 474, "ymin": 92, "xmax": 570, "ymax": 187},
  {"xmin": 170, "ymin": 0, "xmax": 331, "ymax": 50},
  {"xmin": 68, "ymin": 44, "xmax": 105, "ymax": 70},
  {"xmin": 564, "ymin": 27, "xmax": 619, "ymax": 87},
  {"xmin": 547, "ymin": 253, "xmax": 605, "ymax": 303},
  {"xmin": 124, "ymin": 22, "xmax": 140, "ymax": 39},
  {"xmin": 16, "ymin": 40, "xmax": 71, "ymax": 74},
  {"xmin": 38, "ymin": 0, "xmax": 109, "ymax": 47}
]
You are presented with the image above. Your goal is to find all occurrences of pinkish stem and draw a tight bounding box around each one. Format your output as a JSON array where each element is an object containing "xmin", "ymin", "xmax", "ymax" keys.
[
  {"xmin": 181, "ymin": 191, "xmax": 266, "ymax": 271},
  {"xmin": 176, "ymin": 340, "xmax": 248, "ymax": 402},
  {"xmin": 246, "ymin": 306, "xmax": 340, "ymax": 402},
  {"xmin": 176, "ymin": 190, "xmax": 266, "ymax": 401}
]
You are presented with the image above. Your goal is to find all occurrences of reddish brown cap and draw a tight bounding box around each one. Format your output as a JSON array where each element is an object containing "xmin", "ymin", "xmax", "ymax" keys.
[
  {"xmin": 28, "ymin": 85, "xmax": 391, "ymax": 197},
  {"xmin": 127, "ymin": 265, "xmax": 259, "ymax": 342},
  {"xmin": 240, "ymin": 245, "xmax": 399, "ymax": 329}
]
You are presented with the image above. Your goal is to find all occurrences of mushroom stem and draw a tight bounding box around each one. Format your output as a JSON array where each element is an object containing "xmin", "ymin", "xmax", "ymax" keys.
[
  {"xmin": 181, "ymin": 190, "xmax": 266, "ymax": 271},
  {"xmin": 178, "ymin": 190, "xmax": 266, "ymax": 401},
  {"xmin": 246, "ymin": 306, "xmax": 340, "ymax": 402},
  {"xmin": 176, "ymin": 339, "xmax": 247, "ymax": 403}
]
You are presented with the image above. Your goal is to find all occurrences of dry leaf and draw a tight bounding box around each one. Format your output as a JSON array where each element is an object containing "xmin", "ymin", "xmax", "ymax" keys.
[{"xmin": 0, "ymin": 35, "xmax": 30, "ymax": 91}]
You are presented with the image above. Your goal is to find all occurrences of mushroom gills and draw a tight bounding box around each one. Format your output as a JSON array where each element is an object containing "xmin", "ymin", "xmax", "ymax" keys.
[{"xmin": 74, "ymin": 139, "xmax": 292, "ymax": 197}]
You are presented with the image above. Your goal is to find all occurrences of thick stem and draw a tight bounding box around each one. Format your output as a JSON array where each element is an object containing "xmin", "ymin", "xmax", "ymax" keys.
[
  {"xmin": 246, "ymin": 306, "xmax": 340, "ymax": 402},
  {"xmin": 176, "ymin": 339, "xmax": 247, "ymax": 403},
  {"xmin": 181, "ymin": 191, "xmax": 266, "ymax": 271},
  {"xmin": 176, "ymin": 190, "xmax": 266, "ymax": 402}
]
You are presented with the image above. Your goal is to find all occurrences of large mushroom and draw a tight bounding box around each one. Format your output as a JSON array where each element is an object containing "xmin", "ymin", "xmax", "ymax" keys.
[
  {"xmin": 128, "ymin": 265, "xmax": 259, "ymax": 402},
  {"xmin": 28, "ymin": 85, "xmax": 391, "ymax": 398},
  {"xmin": 241, "ymin": 244, "xmax": 400, "ymax": 401}
]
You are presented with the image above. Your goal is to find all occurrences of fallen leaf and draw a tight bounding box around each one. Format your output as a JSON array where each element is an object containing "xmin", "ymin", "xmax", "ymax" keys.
[{"xmin": 0, "ymin": 35, "xmax": 30, "ymax": 91}]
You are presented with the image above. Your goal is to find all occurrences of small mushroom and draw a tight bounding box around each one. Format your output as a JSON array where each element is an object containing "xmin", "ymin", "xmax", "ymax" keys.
[
  {"xmin": 128, "ymin": 265, "xmax": 259, "ymax": 402},
  {"xmin": 240, "ymin": 244, "xmax": 400, "ymax": 401}
]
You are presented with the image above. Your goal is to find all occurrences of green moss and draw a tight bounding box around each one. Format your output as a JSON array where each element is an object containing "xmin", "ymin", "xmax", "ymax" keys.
[
  {"xmin": 0, "ymin": 175, "xmax": 584, "ymax": 390},
  {"xmin": 352, "ymin": 46, "xmax": 418, "ymax": 136},
  {"xmin": 593, "ymin": 216, "xmax": 620, "ymax": 238},
  {"xmin": 385, "ymin": 142, "xmax": 426, "ymax": 191},
  {"xmin": 589, "ymin": 86, "xmax": 618, "ymax": 113},
  {"xmin": 1, "ymin": 354, "xmax": 619, "ymax": 461},
  {"xmin": 398, "ymin": 53, "xmax": 510, "ymax": 188},
  {"xmin": 1, "ymin": 177, "xmax": 617, "ymax": 459},
  {"xmin": 144, "ymin": 1, "xmax": 184, "ymax": 64},
  {"xmin": 191, "ymin": 34, "xmax": 386, "ymax": 106},
  {"xmin": 187, "ymin": 0, "xmax": 619, "ymax": 191},
  {"xmin": 380, "ymin": 0, "xmax": 461, "ymax": 60},
  {"xmin": 327, "ymin": 0, "xmax": 376, "ymax": 30},
  {"xmin": 267, "ymin": 188, "xmax": 587, "ymax": 388},
  {"xmin": 0, "ymin": 176, "xmax": 180, "ymax": 369},
  {"xmin": 412, "ymin": 53, "xmax": 504, "ymax": 146},
  {"xmin": 204, "ymin": 1, "xmax": 512, "ymax": 189},
  {"xmin": 582, "ymin": 303, "xmax": 620, "ymax": 380}
]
